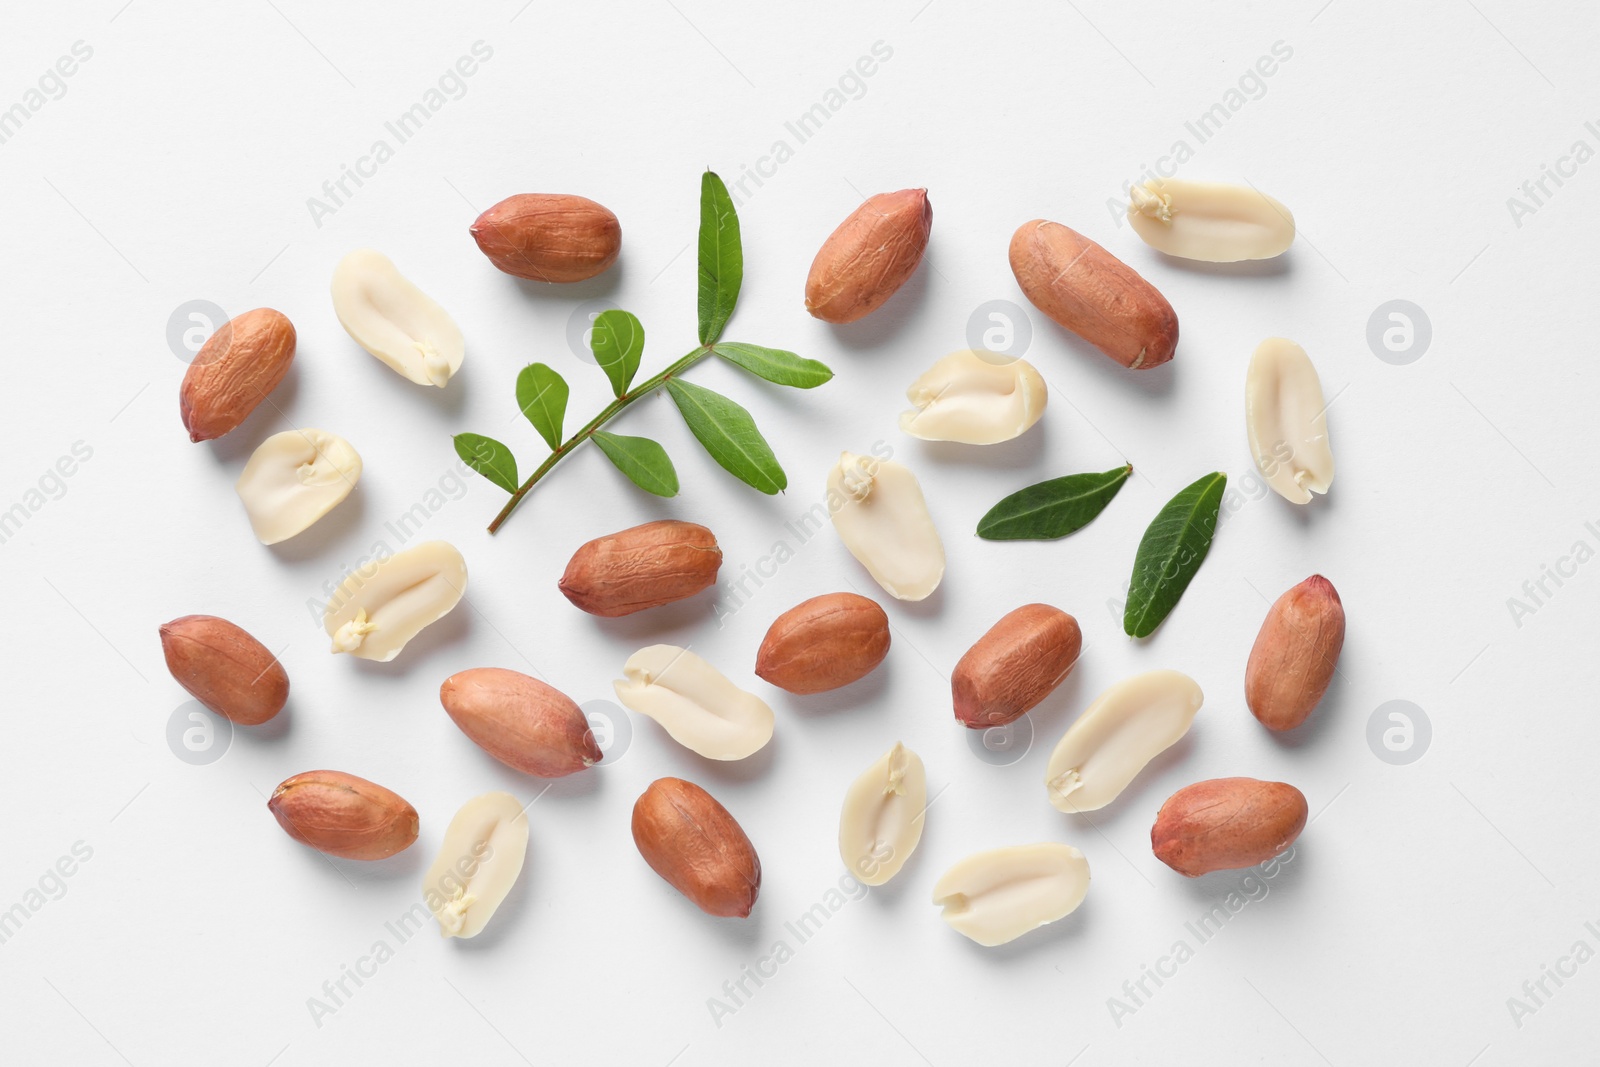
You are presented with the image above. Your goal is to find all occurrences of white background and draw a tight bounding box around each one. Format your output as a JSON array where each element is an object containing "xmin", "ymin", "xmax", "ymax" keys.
[{"xmin": 1, "ymin": 1, "xmax": 1594, "ymax": 1063}]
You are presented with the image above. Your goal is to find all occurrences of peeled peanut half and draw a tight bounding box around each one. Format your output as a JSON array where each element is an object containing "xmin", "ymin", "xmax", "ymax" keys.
[
  {"xmin": 900, "ymin": 350, "xmax": 1047, "ymax": 445},
  {"xmin": 932, "ymin": 843, "xmax": 1089, "ymax": 947},
  {"xmin": 827, "ymin": 452, "xmax": 944, "ymax": 601},
  {"xmin": 332, "ymin": 249, "xmax": 464, "ymax": 387},
  {"xmin": 613, "ymin": 645, "xmax": 774, "ymax": 761},
  {"xmin": 422, "ymin": 792, "xmax": 529, "ymax": 938},
  {"xmin": 1127, "ymin": 179, "xmax": 1295, "ymax": 262},
  {"xmin": 1045, "ymin": 670, "xmax": 1202, "ymax": 813},
  {"xmin": 323, "ymin": 540, "xmax": 467, "ymax": 662},
  {"xmin": 1245, "ymin": 337, "xmax": 1335, "ymax": 505},
  {"xmin": 839, "ymin": 742, "xmax": 926, "ymax": 886},
  {"xmin": 235, "ymin": 429, "xmax": 362, "ymax": 544}
]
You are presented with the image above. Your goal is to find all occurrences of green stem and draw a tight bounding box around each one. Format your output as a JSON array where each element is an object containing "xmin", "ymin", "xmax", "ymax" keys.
[{"xmin": 487, "ymin": 345, "xmax": 713, "ymax": 534}]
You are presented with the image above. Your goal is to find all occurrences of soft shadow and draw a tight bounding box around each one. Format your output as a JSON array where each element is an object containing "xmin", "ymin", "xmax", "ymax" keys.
[
  {"xmin": 1150, "ymin": 251, "xmax": 1292, "ymax": 279},
  {"xmin": 705, "ymin": 904, "xmax": 770, "ymax": 948},
  {"xmin": 824, "ymin": 264, "xmax": 932, "ymax": 352},
  {"xmin": 508, "ymin": 263, "xmax": 625, "ymax": 304},
  {"xmin": 775, "ymin": 660, "xmax": 892, "ymax": 718},
  {"xmin": 691, "ymin": 736, "xmax": 778, "ymax": 786},
  {"xmin": 886, "ymin": 581, "xmax": 944, "ymax": 621},
  {"xmin": 538, "ymin": 767, "xmax": 603, "ymax": 801},
  {"xmin": 354, "ymin": 346, "xmax": 470, "ymax": 418},
  {"xmin": 1040, "ymin": 319, "xmax": 1178, "ymax": 399},
  {"xmin": 243, "ymin": 707, "xmax": 293, "ymax": 743},
  {"xmin": 326, "ymin": 844, "xmax": 426, "ymax": 882},
  {"xmin": 592, "ymin": 590, "xmax": 719, "ymax": 643},
  {"xmin": 913, "ymin": 422, "xmax": 1046, "ymax": 470},
  {"xmin": 1273, "ymin": 484, "xmax": 1337, "ymax": 529},
  {"xmin": 1264, "ymin": 671, "xmax": 1345, "ymax": 751},
  {"xmin": 864, "ymin": 835, "xmax": 931, "ymax": 908},
  {"xmin": 267, "ymin": 491, "xmax": 367, "ymax": 564},
  {"xmin": 1175, "ymin": 844, "xmax": 1310, "ymax": 904},
  {"xmin": 453, "ymin": 843, "xmax": 535, "ymax": 951},
  {"xmin": 1025, "ymin": 666, "xmax": 1089, "ymax": 735}
]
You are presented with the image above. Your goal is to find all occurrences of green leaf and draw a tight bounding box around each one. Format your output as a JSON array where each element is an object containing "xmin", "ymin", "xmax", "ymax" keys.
[
  {"xmin": 713, "ymin": 343, "xmax": 833, "ymax": 389},
  {"xmin": 516, "ymin": 363, "xmax": 569, "ymax": 451},
  {"xmin": 665, "ymin": 378, "xmax": 785, "ymax": 494},
  {"xmin": 453, "ymin": 433, "xmax": 519, "ymax": 493},
  {"xmin": 592, "ymin": 431, "xmax": 679, "ymax": 497},
  {"xmin": 697, "ymin": 171, "xmax": 742, "ymax": 345},
  {"xmin": 591, "ymin": 310, "xmax": 644, "ymax": 397},
  {"xmin": 977, "ymin": 465, "xmax": 1132, "ymax": 541},
  {"xmin": 1124, "ymin": 472, "xmax": 1228, "ymax": 638}
]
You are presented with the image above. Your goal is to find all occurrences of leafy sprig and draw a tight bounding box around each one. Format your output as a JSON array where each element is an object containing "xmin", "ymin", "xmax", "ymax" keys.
[{"xmin": 454, "ymin": 172, "xmax": 833, "ymax": 533}]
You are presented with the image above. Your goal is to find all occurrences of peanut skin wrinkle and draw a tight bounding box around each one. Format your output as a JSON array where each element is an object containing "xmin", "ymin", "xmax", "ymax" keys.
[
  {"xmin": 952, "ymin": 604, "xmax": 1081, "ymax": 728},
  {"xmin": 268, "ymin": 771, "xmax": 419, "ymax": 861},
  {"xmin": 1245, "ymin": 575, "xmax": 1345, "ymax": 731},
  {"xmin": 805, "ymin": 189, "xmax": 932, "ymax": 324},
  {"xmin": 1151, "ymin": 778, "xmax": 1307, "ymax": 877},
  {"xmin": 755, "ymin": 592, "xmax": 890, "ymax": 694},
  {"xmin": 439, "ymin": 668, "xmax": 601, "ymax": 777},
  {"xmin": 558, "ymin": 520, "xmax": 722, "ymax": 617},
  {"xmin": 632, "ymin": 778, "xmax": 761, "ymax": 918},
  {"xmin": 179, "ymin": 308, "xmax": 296, "ymax": 441},
  {"xmin": 469, "ymin": 193, "xmax": 621, "ymax": 283},
  {"xmin": 159, "ymin": 615, "xmax": 289, "ymax": 726},
  {"xmin": 1007, "ymin": 220, "xmax": 1178, "ymax": 370}
]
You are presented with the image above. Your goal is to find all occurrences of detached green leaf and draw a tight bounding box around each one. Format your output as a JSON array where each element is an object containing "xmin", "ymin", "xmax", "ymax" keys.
[
  {"xmin": 697, "ymin": 171, "xmax": 742, "ymax": 345},
  {"xmin": 713, "ymin": 343, "xmax": 833, "ymax": 389},
  {"xmin": 516, "ymin": 363, "xmax": 569, "ymax": 451},
  {"xmin": 977, "ymin": 465, "xmax": 1132, "ymax": 541},
  {"xmin": 592, "ymin": 431, "xmax": 679, "ymax": 497},
  {"xmin": 1124, "ymin": 472, "xmax": 1228, "ymax": 638},
  {"xmin": 591, "ymin": 310, "xmax": 644, "ymax": 397},
  {"xmin": 453, "ymin": 433, "xmax": 519, "ymax": 493},
  {"xmin": 665, "ymin": 378, "xmax": 785, "ymax": 494}
]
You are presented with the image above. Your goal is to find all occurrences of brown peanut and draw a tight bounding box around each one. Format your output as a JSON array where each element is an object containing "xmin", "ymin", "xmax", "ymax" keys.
[
  {"xmin": 632, "ymin": 778, "xmax": 760, "ymax": 918},
  {"xmin": 558, "ymin": 520, "xmax": 721, "ymax": 617},
  {"xmin": 1245, "ymin": 575, "xmax": 1345, "ymax": 731},
  {"xmin": 179, "ymin": 309, "xmax": 296, "ymax": 441},
  {"xmin": 440, "ymin": 667, "xmax": 601, "ymax": 776},
  {"xmin": 159, "ymin": 614, "xmax": 288, "ymax": 726},
  {"xmin": 1151, "ymin": 777, "xmax": 1307, "ymax": 877},
  {"xmin": 1008, "ymin": 220, "xmax": 1178, "ymax": 370},
  {"xmin": 755, "ymin": 593, "xmax": 890, "ymax": 694},
  {"xmin": 805, "ymin": 189, "xmax": 932, "ymax": 323},
  {"xmin": 469, "ymin": 193, "xmax": 621, "ymax": 282},
  {"xmin": 952, "ymin": 604, "xmax": 1081, "ymax": 728}
]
